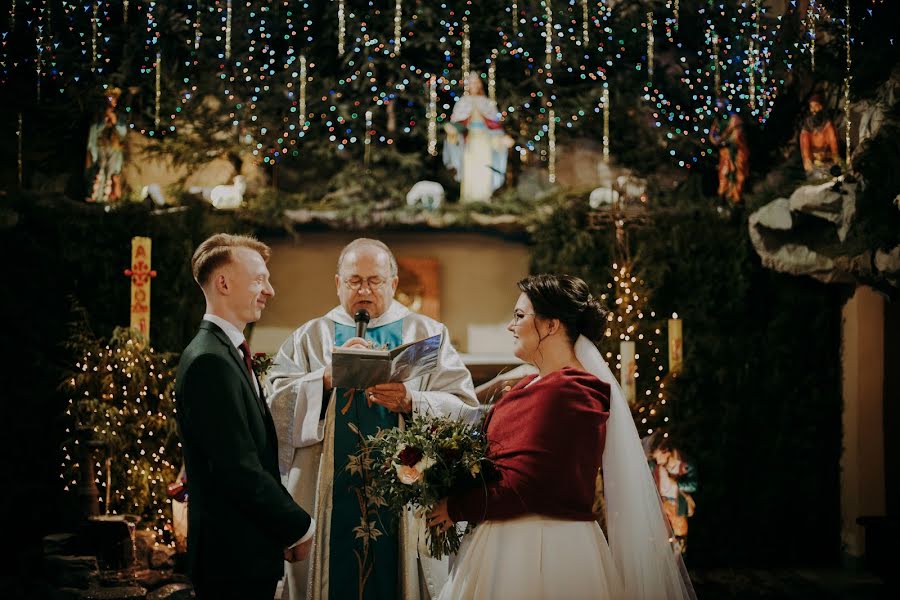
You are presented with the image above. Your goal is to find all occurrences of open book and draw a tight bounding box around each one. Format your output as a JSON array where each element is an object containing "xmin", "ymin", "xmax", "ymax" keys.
[{"xmin": 331, "ymin": 333, "xmax": 443, "ymax": 389}]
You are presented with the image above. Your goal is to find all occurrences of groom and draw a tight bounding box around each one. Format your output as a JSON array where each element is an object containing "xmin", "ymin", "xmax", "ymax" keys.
[{"xmin": 175, "ymin": 233, "xmax": 314, "ymax": 599}]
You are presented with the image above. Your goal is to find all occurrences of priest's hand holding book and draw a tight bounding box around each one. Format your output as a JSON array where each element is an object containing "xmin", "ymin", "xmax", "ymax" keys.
[
  {"xmin": 323, "ymin": 336, "xmax": 369, "ymax": 391},
  {"xmin": 328, "ymin": 333, "xmax": 443, "ymax": 415}
]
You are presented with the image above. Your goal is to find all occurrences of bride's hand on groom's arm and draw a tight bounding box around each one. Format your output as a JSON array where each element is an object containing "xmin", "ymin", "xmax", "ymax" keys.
[{"xmin": 427, "ymin": 499, "xmax": 455, "ymax": 533}]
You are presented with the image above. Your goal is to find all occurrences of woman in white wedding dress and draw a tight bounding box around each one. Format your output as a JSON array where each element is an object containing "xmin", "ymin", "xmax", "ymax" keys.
[{"xmin": 429, "ymin": 274, "xmax": 695, "ymax": 600}]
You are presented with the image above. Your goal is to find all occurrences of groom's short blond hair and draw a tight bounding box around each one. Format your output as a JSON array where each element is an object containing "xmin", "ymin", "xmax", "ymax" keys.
[{"xmin": 192, "ymin": 233, "xmax": 271, "ymax": 287}]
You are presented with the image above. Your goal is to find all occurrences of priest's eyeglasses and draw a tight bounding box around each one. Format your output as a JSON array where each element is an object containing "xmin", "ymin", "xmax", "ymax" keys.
[
  {"xmin": 343, "ymin": 276, "xmax": 388, "ymax": 291},
  {"xmin": 511, "ymin": 311, "xmax": 535, "ymax": 326}
]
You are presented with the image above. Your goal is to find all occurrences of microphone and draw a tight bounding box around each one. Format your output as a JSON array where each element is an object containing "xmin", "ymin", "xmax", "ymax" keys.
[{"xmin": 354, "ymin": 309, "xmax": 370, "ymax": 340}]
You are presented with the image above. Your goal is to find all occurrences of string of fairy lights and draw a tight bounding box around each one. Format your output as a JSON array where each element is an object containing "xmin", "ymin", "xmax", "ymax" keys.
[
  {"xmin": 0, "ymin": 2, "xmax": 890, "ymax": 169},
  {"xmin": 600, "ymin": 261, "xmax": 678, "ymax": 439},
  {"xmin": 61, "ymin": 335, "xmax": 180, "ymax": 544}
]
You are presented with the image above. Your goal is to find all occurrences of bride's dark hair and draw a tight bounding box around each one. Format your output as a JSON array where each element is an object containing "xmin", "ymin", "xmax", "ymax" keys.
[{"xmin": 517, "ymin": 274, "xmax": 608, "ymax": 344}]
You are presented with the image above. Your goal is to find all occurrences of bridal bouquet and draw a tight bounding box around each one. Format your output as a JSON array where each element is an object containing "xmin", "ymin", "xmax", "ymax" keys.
[{"xmin": 362, "ymin": 413, "xmax": 491, "ymax": 559}]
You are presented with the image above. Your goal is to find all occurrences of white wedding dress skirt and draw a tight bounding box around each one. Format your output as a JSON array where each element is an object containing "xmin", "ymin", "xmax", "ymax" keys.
[{"xmin": 438, "ymin": 515, "xmax": 624, "ymax": 600}]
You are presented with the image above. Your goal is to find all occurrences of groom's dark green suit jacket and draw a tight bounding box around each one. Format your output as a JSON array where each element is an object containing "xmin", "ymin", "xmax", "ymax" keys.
[{"xmin": 175, "ymin": 320, "xmax": 311, "ymax": 584}]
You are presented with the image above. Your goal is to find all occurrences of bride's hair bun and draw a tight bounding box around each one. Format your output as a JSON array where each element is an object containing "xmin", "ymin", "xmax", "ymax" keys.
[{"xmin": 517, "ymin": 274, "xmax": 608, "ymax": 344}]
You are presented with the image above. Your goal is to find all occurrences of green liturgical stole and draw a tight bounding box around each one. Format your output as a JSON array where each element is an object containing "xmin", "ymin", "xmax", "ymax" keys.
[{"xmin": 330, "ymin": 320, "xmax": 403, "ymax": 599}]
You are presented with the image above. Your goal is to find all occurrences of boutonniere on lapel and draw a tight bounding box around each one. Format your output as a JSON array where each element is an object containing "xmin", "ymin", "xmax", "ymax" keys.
[{"xmin": 252, "ymin": 352, "xmax": 274, "ymax": 377}]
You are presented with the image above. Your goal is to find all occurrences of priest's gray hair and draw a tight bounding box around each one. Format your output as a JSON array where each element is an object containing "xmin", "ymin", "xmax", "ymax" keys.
[{"xmin": 337, "ymin": 238, "xmax": 398, "ymax": 277}]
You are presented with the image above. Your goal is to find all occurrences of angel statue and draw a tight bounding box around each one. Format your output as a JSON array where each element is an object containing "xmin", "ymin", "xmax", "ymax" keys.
[{"xmin": 85, "ymin": 87, "xmax": 128, "ymax": 203}]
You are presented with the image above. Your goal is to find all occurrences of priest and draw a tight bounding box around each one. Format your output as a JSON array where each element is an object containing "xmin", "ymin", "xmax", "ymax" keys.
[{"xmin": 268, "ymin": 238, "xmax": 480, "ymax": 600}]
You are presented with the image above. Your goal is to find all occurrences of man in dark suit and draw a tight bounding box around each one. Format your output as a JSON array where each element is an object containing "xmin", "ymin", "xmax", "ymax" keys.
[{"xmin": 176, "ymin": 233, "xmax": 314, "ymax": 599}]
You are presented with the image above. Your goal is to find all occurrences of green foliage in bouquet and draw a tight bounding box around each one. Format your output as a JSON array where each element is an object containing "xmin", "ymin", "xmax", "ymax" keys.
[
  {"xmin": 361, "ymin": 414, "xmax": 491, "ymax": 559},
  {"xmin": 61, "ymin": 317, "xmax": 181, "ymax": 541}
]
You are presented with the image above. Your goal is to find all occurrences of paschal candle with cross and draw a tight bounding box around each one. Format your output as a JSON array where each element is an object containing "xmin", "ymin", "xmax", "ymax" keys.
[{"xmin": 124, "ymin": 237, "xmax": 157, "ymax": 339}]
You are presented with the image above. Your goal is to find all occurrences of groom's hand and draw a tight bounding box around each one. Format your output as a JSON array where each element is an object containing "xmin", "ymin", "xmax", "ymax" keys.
[
  {"xmin": 366, "ymin": 383, "xmax": 412, "ymax": 414},
  {"xmin": 284, "ymin": 537, "xmax": 313, "ymax": 563}
]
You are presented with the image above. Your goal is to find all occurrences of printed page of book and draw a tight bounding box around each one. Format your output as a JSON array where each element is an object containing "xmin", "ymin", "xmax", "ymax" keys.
[{"xmin": 331, "ymin": 333, "xmax": 441, "ymax": 389}]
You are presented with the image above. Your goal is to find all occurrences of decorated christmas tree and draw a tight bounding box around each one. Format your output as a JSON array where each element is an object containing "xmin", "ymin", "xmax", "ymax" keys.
[{"xmin": 61, "ymin": 320, "xmax": 181, "ymax": 543}]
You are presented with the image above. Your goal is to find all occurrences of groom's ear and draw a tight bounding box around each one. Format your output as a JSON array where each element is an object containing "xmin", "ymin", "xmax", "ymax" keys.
[{"xmin": 213, "ymin": 271, "xmax": 230, "ymax": 295}]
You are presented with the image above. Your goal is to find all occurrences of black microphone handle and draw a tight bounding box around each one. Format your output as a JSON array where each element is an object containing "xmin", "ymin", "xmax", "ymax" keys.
[{"xmin": 356, "ymin": 321, "xmax": 367, "ymax": 340}]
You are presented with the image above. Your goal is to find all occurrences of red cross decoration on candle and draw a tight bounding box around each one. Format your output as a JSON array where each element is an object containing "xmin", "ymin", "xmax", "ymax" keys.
[{"xmin": 123, "ymin": 237, "xmax": 157, "ymax": 339}]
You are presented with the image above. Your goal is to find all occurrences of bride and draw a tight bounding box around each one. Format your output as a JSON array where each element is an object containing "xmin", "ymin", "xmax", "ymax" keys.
[{"xmin": 428, "ymin": 274, "xmax": 695, "ymax": 599}]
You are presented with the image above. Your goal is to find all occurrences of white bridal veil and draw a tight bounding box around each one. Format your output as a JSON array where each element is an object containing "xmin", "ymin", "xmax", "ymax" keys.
[{"xmin": 575, "ymin": 336, "xmax": 697, "ymax": 600}]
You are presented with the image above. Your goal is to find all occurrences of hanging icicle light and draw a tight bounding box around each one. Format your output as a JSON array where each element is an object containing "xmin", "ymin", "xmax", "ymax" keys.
[
  {"xmin": 488, "ymin": 49, "xmax": 498, "ymax": 102},
  {"xmin": 35, "ymin": 10, "xmax": 43, "ymax": 101},
  {"xmin": 647, "ymin": 12, "xmax": 654, "ymax": 82},
  {"xmin": 462, "ymin": 22, "xmax": 471, "ymax": 93},
  {"xmin": 674, "ymin": 0, "xmax": 679, "ymax": 31},
  {"xmin": 511, "ymin": 1, "xmax": 519, "ymax": 38},
  {"xmin": 17, "ymin": 112, "xmax": 23, "ymax": 187},
  {"xmin": 544, "ymin": 1, "xmax": 553, "ymax": 67},
  {"xmin": 581, "ymin": 0, "xmax": 589, "ymax": 47},
  {"xmin": 602, "ymin": 88, "xmax": 610, "ymax": 163},
  {"xmin": 394, "ymin": 0, "xmax": 402, "ymax": 54},
  {"xmin": 364, "ymin": 110, "xmax": 373, "ymax": 165},
  {"xmin": 548, "ymin": 109, "xmax": 557, "ymax": 183},
  {"xmin": 808, "ymin": 0, "xmax": 817, "ymax": 72},
  {"xmin": 299, "ymin": 55, "xmax": 308, "ymax": 129},
  {"xmin": 124, "ymin": 0, "xmax": 129, "ymax": 25},
  {"xmin": 749, "ymin": 0, "xmax": 761, "ymax": 110},
  {"xmin": 844, "ymin": 0, "xmax": 851, "ymax": 169},
  {"xmin": 712, "ymin": 32, "xmax": 721, "ymax": 96},
  {"xmin": 338, "ymin": 0, "xmax": 346, "ymax": 55},
  {"xmin": 194, "ymin": 4, "xmax": 202, "ymax": 51},
  {"xmin": 91, "ymin": 2, "xmax": 99, "ymax": 73},
  {"xmin": 427, "ymin": 75, "xmax": 437, "ymax": 156},
  {"xmin": 225, "ymin": 0, "xmax": 233, "ymax": 60},
  {"xmin": 154, "ymin": 52, "xmax": 161, "ymax": 130}
]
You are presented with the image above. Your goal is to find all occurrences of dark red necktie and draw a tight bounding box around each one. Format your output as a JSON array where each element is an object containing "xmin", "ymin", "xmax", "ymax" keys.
[{"xmin": 238, "ymin": 340, "xmax": 254, "ymax": 377}]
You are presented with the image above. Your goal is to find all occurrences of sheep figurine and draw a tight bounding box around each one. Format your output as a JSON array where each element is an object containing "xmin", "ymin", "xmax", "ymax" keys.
[
  {"xmin": 406, "ymin": 180, "xmax": 445, "ymax": 211},
  {"xmin": 189, "ymin": 175, "xmax": 247, "ymax": 210},
  {"xmin": 589, "ymin": 186, "xmax": 620, "ymax": 209}
]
